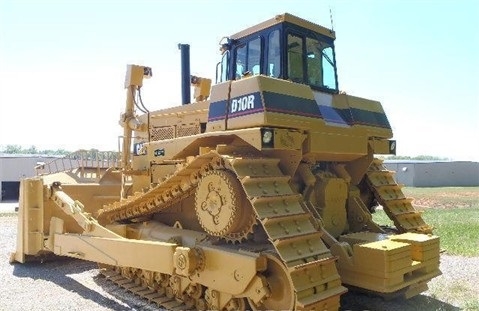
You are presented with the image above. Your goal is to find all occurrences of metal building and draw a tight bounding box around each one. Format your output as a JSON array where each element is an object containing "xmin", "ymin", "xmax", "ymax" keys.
[
  {"xmin": 383, "ymin": 160, "xmax": 479, "ymax": 187},
  {"xmin": 0, "ymin": 154, "xmax": 59, "ymax": 201}
]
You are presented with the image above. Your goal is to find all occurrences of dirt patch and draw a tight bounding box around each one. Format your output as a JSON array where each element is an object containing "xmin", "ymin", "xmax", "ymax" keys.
[
  {"xmin": 404, "ymin": 188, "xmax": 479, "ymax": 209},
  {"xmin": 411, "ymin": 198, "xmax": 474, "ymax": 209}
]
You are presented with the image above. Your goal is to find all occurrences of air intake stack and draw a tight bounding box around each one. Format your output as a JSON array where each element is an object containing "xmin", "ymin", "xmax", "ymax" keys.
[{"xmin": 178, "ymin": 43, "xmax": 191, "ymax": 105}]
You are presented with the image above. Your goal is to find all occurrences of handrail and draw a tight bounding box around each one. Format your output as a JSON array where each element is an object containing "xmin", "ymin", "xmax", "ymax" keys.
[{"xmin": 35, "ymin": 150, "xmax": 120, "ymax": 178}]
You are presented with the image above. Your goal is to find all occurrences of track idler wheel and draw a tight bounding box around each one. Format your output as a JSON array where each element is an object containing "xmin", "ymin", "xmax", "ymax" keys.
[
  {"xmin": 248, "ymin": 253, "xmax": 295, "ymax": 311},
  {"xmin": 195, "ymin": 170, "xmax": 255, "ymax": 242}
]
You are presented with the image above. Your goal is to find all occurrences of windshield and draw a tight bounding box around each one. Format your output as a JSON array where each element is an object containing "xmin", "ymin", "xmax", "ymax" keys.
[{"xmin": 287, "ymin": 32, "xmax": 338, "ymax": 92}]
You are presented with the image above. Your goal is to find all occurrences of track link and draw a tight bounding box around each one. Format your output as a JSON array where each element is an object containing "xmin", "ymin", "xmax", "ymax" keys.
[
  {"xmin": 366, "ymin": 158, "xmax": 432, "ymax": 233},
  {"xmin": 99, "ymin": 266, "xmax": 195, "ymax": 310}
]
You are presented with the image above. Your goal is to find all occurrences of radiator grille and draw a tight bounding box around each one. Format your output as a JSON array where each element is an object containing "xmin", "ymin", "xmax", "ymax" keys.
[
  {"xmin": 177, "ymin": 124, "xmax": 200, "ymax": 138},
  {"xmin": 150, "ymin": 126, "xmax": 175, "ymax": 141}
]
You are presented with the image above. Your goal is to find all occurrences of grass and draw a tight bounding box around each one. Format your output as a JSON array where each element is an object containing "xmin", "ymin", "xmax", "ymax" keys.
[
  {"xmin": 374, "ymin": 207, "xmax": 479, "ymax": 256},
  {"xmin": 373, "ymin": 187, "xmax": 479, "ymax": 257},
  {"xmin": 464, "ymin": 300, "xmax": 479, "ymax": 311}
]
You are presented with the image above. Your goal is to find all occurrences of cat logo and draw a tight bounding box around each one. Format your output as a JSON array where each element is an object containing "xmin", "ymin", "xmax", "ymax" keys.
[
  {"xmin": 154, "ymin": 148, "xmax": 165, "ymax": 157},
  {"xmin": 134, "ymin": 142, "xmax": 147, "ymax": 156},
  {"xmin": 230, "ymin": 94, "xmax": 256, "ymax": 113}
]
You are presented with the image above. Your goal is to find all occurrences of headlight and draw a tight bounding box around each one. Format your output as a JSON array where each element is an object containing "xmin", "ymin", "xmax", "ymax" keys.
[
  {"xmin": 389, "ymin": 140, "xmax": 396, "ymax": 155},
  {"xmin": 262, "ymin": 130, "xmax": 273, "ymax": 144}
]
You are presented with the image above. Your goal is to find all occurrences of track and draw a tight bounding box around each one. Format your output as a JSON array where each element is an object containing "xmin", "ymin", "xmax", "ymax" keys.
[
  {"xmin": 97, "ymin": 151, "xmax": 346, "ymax": 310},
  {"xmin": 366, "ymin": 158, "xmax": 432, "ymax": 234}
]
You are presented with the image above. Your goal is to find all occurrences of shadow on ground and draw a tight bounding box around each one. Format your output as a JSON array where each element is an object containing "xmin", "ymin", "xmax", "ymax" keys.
[{"xmin": 12, "ymin": 258, "xmax": 133, "ymax": 311}]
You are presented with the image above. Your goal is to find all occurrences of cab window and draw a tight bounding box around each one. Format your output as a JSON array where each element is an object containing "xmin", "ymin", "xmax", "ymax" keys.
[
  {"xmin": 236, "ymin": 45, "xmax": 247, "ymax": 78},
  {"xmin": 267, "ymin": 30, "xmax": 280, "ymax": 77},
  {"xmin": 287, "ymin": 31, "xmax": 338, "ymax": 92},
  {"xmin": 235, "ymin": 37, "xmax": 261, "ymax": 78},
  {"xmin": 247, "ymin": 38, "xmax": 261, "ymax": 75},
  {"xmin": 216, "ymin": 50, "xmax": 229, "ymax": 83},
  {"xmin": 321, "ymin": 45, "xmax": 337, "ymax": 90},
  {"xmin": 306, "ymin": 37, "xmax": 322, "ymax": 86},
  {"xmin": 287, "ymin": 33, "xmax": 304, "ymax": 83}
]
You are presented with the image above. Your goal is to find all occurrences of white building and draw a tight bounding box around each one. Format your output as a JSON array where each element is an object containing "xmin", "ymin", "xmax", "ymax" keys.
[
  {"xmin": 0, "ymin": 154, "xmax": 59, "ymax": 201},
  {"xmin": 383, "ymin": 161, "xmax": 479, "ymax": 187}
]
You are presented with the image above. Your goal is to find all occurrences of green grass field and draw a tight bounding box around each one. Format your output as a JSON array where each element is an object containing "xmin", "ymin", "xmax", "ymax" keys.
[{"xmin": 373, "ymin": 187, "xmax": 479, "ymax": 257}]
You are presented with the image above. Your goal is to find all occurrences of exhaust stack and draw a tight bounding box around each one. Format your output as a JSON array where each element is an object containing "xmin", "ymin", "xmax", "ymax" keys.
[{"xmin": 178, "ymin": 43, "xmax": 191, "ymax": 105}]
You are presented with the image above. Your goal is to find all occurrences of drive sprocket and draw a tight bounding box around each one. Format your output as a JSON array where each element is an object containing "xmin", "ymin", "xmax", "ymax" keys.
[{"xmin": 195, "ymin": 170, "xmax": 255, "ymax": 242}]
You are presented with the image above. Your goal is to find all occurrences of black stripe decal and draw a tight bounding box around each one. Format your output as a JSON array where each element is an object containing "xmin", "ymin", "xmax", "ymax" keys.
[
  {"xmin": 262, "ymin": 91, "xmax": 321, "ymax": 118},
  {"xmin": 350, "ymin": 108, "xmax": 391, "ymax": 129},
  {"xmin": 318, "ymin": 105, "xmax": 349, "ymax": 125}
]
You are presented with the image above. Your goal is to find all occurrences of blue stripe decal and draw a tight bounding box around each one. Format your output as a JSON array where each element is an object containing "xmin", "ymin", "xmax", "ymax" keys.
[{"xmin": 208, "ymin": 100, "xmax": 228, "ymax": 121}]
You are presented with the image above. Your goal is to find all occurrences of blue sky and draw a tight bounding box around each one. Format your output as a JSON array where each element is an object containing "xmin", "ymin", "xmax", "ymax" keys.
[{"xmin": 1, "ymin": 0, "xmax": 478, "ymax": 160}]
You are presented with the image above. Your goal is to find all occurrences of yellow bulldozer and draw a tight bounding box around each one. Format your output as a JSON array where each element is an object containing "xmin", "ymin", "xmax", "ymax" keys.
[{"xmin": 10, "ymin": 13, "xmax": 441, "ymax": 311}]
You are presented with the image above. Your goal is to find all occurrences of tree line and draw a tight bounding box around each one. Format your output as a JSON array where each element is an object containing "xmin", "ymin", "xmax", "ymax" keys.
[
  {"xmin": 0, "ymin": 145, "xmax": 71, "ymax": 155},
  {"xmin": 379, "ymin": 155, "xmax": 450, "ymax": 160},
  {"xmin": 0, "ymin": 145, "xmax": 120, "ymax": 161}
]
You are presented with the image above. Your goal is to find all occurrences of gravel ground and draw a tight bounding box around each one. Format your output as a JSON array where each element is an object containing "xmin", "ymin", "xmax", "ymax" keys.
[{"xmin": 1, "ymin": 214, "xmax": 478, "ymax": 311}]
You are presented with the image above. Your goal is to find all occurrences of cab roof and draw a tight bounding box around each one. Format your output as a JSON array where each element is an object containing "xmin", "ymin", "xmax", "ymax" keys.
[{"xmin": 230, "ymin": 13, "xmax": 336, "ymax": 40}]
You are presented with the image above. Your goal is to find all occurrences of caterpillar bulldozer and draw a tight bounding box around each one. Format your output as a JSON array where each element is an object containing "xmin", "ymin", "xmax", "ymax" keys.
[{"xmin": 11, "ymin": 13, "xmax": 441, "ymax": 311}]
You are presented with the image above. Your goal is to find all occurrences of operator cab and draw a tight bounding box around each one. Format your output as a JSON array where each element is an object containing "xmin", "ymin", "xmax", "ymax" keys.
[{"xmin": 216, "ymin": 13, "xmax": 339, "ymax": 94}]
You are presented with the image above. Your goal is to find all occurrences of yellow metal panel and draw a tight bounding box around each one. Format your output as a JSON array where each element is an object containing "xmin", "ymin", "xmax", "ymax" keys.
[
  {"xmin": 53, "ymin": 234, "xmax": 176, "ymax": 274},
  {"xmin": 190, "ymin": 246, "xmax": 266, "ymax": 295},
  {"xmin": 265, "ymin": 112, "xmax": 322, "ymax": 131},
  {"xmin": 339, "ymin": 232, "xmax": 390, "ymax": 245},
  {"xmin": 193, "ymin": 77, "xmax": 212, "ymax": 101},
  {"xmin": 329, "ymin": 93, "xmax": 351, "ymax": 110},
  {"xmin": 12, "ymin": 178, "xmax": 45, "ymax": 260},
  {"xmin": 340, "ymin": 260, "xmax": 441, "ymax": 294},
  {"xmin": 353, "ymin": 240, "xmax": 412, "ymax": 273},
  {"xmin": 227, "ymin": 113, "xmax": 266, "ymax": 130},
  {"xmin": 258, "ymin": 76, "xmax": 315, "ymax": 100},
  {"xmin": 369, "ymin": 139, "xmax": 391, "ymax": 154},
  {"xmin": 390, "ymin": 233, "xmax": 440, "ymax": 262},
  {"xmin": 230, "ymin": 13, "xmax": 335, "ymax": 40},
  {"xmin": 345, "ymin": 94, "xmax": 385, "ymax": 113},
  {"xmin": 307, "ymin": 131, "xmax": 368, "ymax": 161},
  {"xmin": 124, "ymin": 64, "xmax": 145, "ymax": 88},
  {"xmin": 273, "ymin": 128, "xmax": 305, "ymax": 150},
  {"xmin": 229, "ymin": 75, "xmax": 262, "ymax": 98}
]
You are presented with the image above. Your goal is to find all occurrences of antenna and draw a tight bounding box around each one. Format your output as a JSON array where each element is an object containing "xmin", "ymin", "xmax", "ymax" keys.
[{"xmin": 329, "ymin": 6, "xmax": 334, "ymax": 31}]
